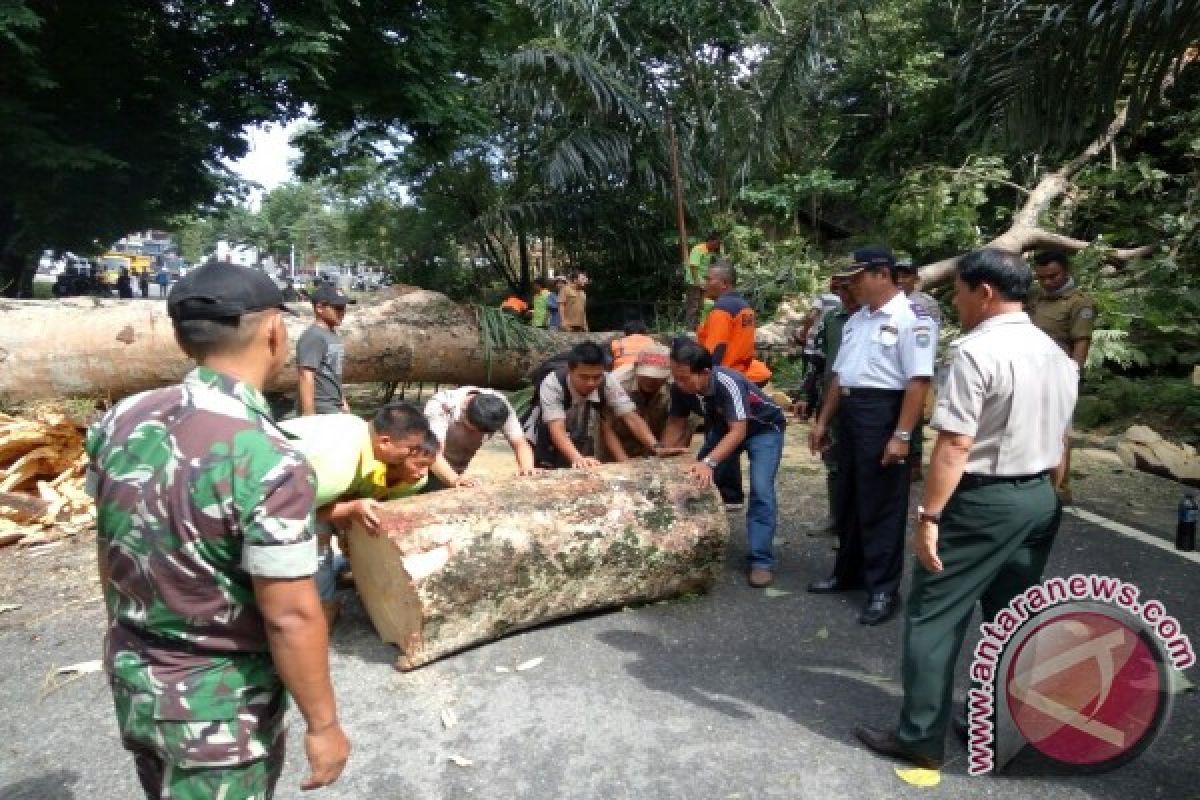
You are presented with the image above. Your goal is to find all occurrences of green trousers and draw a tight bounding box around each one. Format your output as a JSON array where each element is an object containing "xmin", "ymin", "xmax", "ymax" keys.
[{"xmin": 896, "ymin": 475, "xmax": 1061, "ymax": 761}]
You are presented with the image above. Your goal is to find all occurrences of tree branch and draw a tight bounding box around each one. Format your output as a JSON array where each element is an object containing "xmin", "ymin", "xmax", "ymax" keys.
[
  {"xmin": 1020, "ymin": 230, "xmax": 1157, "ymax": 262},
  {"xmin": 918, "ymin": 226, "xmax": 1157, "ymax": 290},
  {"xmin": 918, "ymin": 51, "xmax": 1191, "ymax": 290}
]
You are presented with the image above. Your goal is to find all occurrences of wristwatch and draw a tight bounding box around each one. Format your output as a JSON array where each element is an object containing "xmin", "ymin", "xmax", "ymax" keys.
[
  {"xmin": 701, "ymin": 456, "xmax": 719, "ymax": 469},
  {"xmin": 893, "ymin": 430, "xmax": 912, "ymax": 442},
  {"xmin": 916, "ymin": 505, "xmax": 941, "ymax": 524}
]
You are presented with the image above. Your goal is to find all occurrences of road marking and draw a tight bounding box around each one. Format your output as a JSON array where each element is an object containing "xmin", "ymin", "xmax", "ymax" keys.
[{"xmin": 1065, "ymin": 506, "xmax": 1200, "ymax": 566}]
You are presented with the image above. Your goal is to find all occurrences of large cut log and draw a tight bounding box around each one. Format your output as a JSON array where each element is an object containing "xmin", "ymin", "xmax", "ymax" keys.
[
  {"xmin": 0, "ymin": 287, "xmax": 613, "ymax": 403},
  {"xmin": 346, "ymin": 460, "xmax": 728, "ymax": 670}
]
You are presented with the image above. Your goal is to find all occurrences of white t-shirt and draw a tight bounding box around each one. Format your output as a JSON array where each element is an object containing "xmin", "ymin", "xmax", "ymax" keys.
[{"xmin": 424, "ymin": 387, "xmax": 524, "ymax": 473}]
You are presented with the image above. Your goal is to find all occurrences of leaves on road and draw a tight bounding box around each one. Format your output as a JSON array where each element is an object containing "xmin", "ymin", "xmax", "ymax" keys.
[
  {"xmin": 894, "ymin": 767, "xmax": 941, "ymax": 787},
  {"xmin": 56, "ymin": 660, "xmax": 102, "ymax": 675}
]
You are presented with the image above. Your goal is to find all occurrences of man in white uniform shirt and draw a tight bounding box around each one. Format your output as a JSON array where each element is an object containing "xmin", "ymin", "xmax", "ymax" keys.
[
  {"xmin": 807, "ymin": 246, "xmax": 937, "ymax": 626},
  {"xmin": 855, "ymin": 248, "xmax": 1077, "ymax": 769}
]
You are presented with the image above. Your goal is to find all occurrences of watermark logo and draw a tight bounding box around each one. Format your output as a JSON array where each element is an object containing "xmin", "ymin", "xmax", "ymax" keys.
[{"xmin": 967, "ymin": 574, "xmax": 1193, "ymax": 775}]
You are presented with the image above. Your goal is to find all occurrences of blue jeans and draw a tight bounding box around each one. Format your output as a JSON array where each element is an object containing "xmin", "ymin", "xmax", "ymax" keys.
[
  {"xmin": 700, "ymin": 428, "xmax": 784, "ymax": 570},
  {"xmin": 316, "ymin": 548, "xmax": 349, "ymax": 601}
]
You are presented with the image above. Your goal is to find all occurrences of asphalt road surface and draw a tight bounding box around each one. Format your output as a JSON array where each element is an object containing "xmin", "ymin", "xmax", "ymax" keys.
[{"xmin": 0, "ymin": 432, "xmax": 1195, "ymax": 800}]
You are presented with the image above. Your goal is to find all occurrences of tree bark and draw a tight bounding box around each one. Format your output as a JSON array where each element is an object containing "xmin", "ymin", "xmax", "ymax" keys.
[
  {"xmin": 0, "ymin": 286, "xmax": 614, "ymax": 404},
  {"xmin": 345, "ymin": 459, "xmax": 729, "ymax": 670}
]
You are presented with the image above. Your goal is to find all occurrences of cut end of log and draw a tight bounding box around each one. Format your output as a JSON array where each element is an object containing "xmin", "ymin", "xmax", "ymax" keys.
[{"xmin": 348, "ymin": 460, "xmax": 729, "ymax": 670}]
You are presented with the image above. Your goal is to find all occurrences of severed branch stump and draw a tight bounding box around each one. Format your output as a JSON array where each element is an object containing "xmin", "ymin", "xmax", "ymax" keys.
[{"xmin": 346, "ymin": 460, "xmax": 729, "ymax": 670}]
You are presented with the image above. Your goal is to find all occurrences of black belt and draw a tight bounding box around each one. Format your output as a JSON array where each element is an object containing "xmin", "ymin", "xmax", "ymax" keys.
[
  {"xmin": 840, "ymin": 387, "xmax": 904, "ymax": 397},
  {"xmin": 959, "ymin": 472, "xmax": 1049, "ymax": 489}
]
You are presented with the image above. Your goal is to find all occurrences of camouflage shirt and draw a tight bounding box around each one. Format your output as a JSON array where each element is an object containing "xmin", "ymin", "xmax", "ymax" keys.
[{"xmin": 86, "ymin": 366, "xmax": 317, "ymax": 720}]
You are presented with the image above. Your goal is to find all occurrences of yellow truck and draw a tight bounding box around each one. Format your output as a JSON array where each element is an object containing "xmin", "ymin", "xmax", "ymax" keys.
[{"xmin": 97, "ymin": 252, "xmax": 153, "ymax": 284}]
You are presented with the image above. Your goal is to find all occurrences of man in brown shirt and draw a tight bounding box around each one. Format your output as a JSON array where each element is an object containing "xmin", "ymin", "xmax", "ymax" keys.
[
  {"xmin": 559, "ymin": 271, "xmax": 590, "ymax": 332},
  {"xmin": 1027, "ymin": 250, "xmax": 1096, "ymax": 368},
  {"xmin": 596, "ymin": 344, "xmax": 674, "ymax": 461},
  {"xmin": 1027, "ymin": 250, "xmax": 1095, "ymax": 504}
]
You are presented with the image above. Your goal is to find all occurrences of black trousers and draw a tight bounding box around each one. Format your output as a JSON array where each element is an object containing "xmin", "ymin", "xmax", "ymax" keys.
[
  {"xmin": 830, "ymin": 390, "xmax": 910, "ymax": 596},
  {"xmin": 822, "ymin": 411, "xmax": 855, "ymax": 535}
]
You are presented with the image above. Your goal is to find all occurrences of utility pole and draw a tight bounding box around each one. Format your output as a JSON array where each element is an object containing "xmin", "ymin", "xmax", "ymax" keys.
[{"xmin": 666, "ymin": 109, "xmax": 689, "ymax": 270}]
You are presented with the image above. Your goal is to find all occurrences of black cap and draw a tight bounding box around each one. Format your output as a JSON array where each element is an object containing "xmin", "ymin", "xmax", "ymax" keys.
[
  {"xmin": 311, "ymin": 284, "xmax": 354, "ymax": 307},
  {"xmin": 837, "ymin": 246, "xmax": 896, "ymax": 277},
  {"xmin": 168, "ymin": 262, "xmax": 293, "ymax": 321}
]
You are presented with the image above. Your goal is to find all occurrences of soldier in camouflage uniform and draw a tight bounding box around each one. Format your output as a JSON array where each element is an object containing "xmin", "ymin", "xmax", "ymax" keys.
[
  {"xmin": 86, "ymin": 262, "xmax": 350, "ymax": 799},
  {"xmin": 1028, "ymin": 250, "xmax": 1096, "ymax": 504}
]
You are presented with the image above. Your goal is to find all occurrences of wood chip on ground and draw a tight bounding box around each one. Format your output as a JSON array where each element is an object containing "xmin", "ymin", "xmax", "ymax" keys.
[{"xmin": 0, "ymin": 409, "xmax": 94, "ymax": 548}]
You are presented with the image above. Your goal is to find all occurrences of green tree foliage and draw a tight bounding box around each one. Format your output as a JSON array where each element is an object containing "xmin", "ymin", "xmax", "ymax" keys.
[
  {"xmin": 9, "ymin": 0, "xmax": 1199, "ymax": 384},
  {"xmin": 0, "ymin": 0, "xmax": 343, "ymax": 295}
]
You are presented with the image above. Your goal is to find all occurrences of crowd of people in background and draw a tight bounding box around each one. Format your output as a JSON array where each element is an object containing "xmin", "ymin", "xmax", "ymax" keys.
[{"xmin": 501, "ymin": 270, "xmax": 593, "ymax": 332}]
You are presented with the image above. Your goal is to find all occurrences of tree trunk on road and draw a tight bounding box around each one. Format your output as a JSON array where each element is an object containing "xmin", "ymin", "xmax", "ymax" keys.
[
  {"xmin": 346, "ymin": 460, "xmax": 729, "ymax": 670},
  {"xmin": 0, "ymin": 286, "xmax": 614, "ymax": 404}
]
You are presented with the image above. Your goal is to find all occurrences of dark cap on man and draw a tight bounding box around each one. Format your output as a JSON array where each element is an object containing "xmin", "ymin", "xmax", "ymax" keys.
[
  {"xmin": 836, "ymin": 245, "xmax": 896, "ymax": 278},
  {"xmin": 311, "ymin": 284, "xmax": 354, "ymax": 307},
  {"xmin": 168, "ymin": 261, "xmax": 294, "ymax": 321}
]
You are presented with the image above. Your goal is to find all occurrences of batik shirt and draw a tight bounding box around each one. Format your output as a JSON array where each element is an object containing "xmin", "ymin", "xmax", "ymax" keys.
[{"xmin": 86, "ymin": 366, "xmax": 317, "ymax": 720}]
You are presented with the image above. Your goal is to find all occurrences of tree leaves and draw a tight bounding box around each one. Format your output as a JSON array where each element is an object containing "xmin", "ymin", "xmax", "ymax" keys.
[{"xmin": 957, "ymin": 0, "xmax": 1200, "ymax": 154}]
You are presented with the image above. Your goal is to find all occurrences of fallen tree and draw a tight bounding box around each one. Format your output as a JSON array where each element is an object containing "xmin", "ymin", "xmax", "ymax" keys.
[
  {"xmin": 345, "ymin": 459, "xmax": 729, "ymax": 670},
  {"xmin": 917, "ymin": 53, "xmax": 1195, "ymax": 290},
  {"xmin": 0, "ymin": 287, "xmax": 613, "ymax": 404}
]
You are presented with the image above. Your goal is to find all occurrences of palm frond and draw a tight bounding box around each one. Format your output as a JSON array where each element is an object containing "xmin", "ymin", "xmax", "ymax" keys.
[
  {"xmin": 476, "ymin": 305, "xmax": 554, "ymax": 383},
  {"xmin": 495, "ymin": 42, "xmax": 655, "ymax": 126},
  {"xmin": 957, "ymin": 0, "xmax": 1200, "ymax": 153},
  {"xmin": 537, "ymin": 126, "xmax": 633, "ymax": 188},
  {"xmin": 735, "ymin": 0, "xmax": 847, "ymax": 175}
]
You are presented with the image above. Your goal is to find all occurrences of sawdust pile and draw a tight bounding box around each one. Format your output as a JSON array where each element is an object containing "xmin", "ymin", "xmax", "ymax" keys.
[{"xmin": 0, "ymin": 409, "xmax": 93, "ymax": 547}]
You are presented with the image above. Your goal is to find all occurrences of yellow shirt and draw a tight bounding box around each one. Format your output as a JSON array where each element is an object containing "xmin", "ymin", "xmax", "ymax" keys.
[
  {"xmin": 687, "ymin": 242, "xmax": 715, "ymax": 285},
  {"xmin": 280, "ymin": 414, "xmax": 427, "ymax": 504}
]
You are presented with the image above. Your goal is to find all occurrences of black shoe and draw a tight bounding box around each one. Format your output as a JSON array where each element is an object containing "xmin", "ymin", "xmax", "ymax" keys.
[
  {"xmin": 854, "ymin": 726, "xmax": 942, "ymax": 770},
  {"xmin": 807, "ymin": 576, "xmax": 861, "ymax": 594},
  {"xmin": 858, "ymin": 593, "xmax": 898, "ymax": 625}
]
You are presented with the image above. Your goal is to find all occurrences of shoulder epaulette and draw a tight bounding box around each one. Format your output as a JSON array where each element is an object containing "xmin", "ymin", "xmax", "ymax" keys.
[{"xmin": 909, "ymin": 302, "xmax": 931, "ymax": 319}]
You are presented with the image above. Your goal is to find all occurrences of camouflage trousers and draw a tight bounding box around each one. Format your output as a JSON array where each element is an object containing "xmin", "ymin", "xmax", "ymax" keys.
[{"xmin": 112, "ymin": 683, "xmax": 287, "ymax": 800}]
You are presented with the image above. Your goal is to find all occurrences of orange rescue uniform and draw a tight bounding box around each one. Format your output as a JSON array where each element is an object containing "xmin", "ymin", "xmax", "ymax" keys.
[
  {"xmin": 610, "ymin": 334, "xmax": 655, "ymax": 370},
  {"xmin": 501, "ymin": 296, "xmax": 529, "ymax": 315},
  {"xmin": 697, "ymin": 291, "xmax": 771, "ymax": 384}
]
